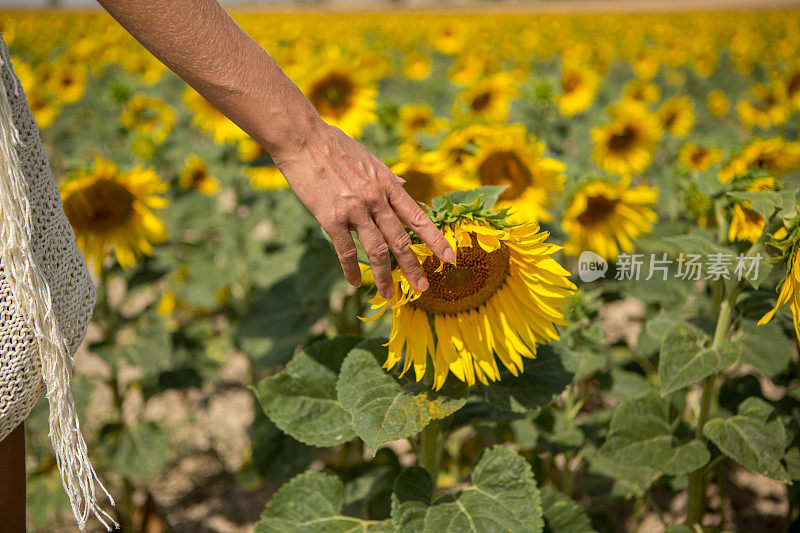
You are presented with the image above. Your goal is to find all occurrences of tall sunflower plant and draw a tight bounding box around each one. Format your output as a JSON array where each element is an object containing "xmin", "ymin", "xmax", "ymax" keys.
[{"xmin": 252, "ymin": 186, "xmax": 582, "ymax": 530}]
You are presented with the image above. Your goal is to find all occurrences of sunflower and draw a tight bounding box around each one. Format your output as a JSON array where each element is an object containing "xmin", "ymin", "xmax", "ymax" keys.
[
  {"xmin": 562, "ymin": 180, "xmax": 658, "ymax": 260},
  {"xmin": 60, "ymin": 156, "xmax": 168, "ymax": 273},
  {"xmin": 398, "ymin": 103, "xmax": 447, "ymax": 138},
  {"xmin": 246, "ymin": 165, "xmax": 287, "ymax": 190},
  {"xmin": 452, "ymin": 124, "xmax": 566, "ymax": 223},
  {"xmin": 120, "ymin": 95, "xmax": 175, "ymax": 144},
  {"xmin": 592, "ymin": 101, "xmax": 662, "ymax": 177},
  {"xmin": 737, "ymin": 83, "xmax": 789, "ymax": 129},
  {"xmin": 759, "ymin": 220, "xmax": 800, "ymax": 343},
  {"xmin": 719, "ymin": 137, "xmax": 800, "ymax": 183},
  {"xmin": 238, "ymin": 138, "xmax": 269, "ymax": 162},
  {"xmin": 50, "ymin": 63, "xmax": 87, "ymax": 104},
  {"xmin": 633, "ymin": 48, "xmax": 660, "ymax": 80},
  {"xmin": 300, "ymin": 60, "xmax": 377, "ymax": 138},
  {"xmin": 26, "ymin": 91, "xmax": 60, "ymax": 129},
  {"xmin": 390, "ymin": 153, "xmax": 448, "ymax": 205},
  {"xmin": 454, "ymin": 73, "xmax": 518, "ymax": 123},
  {"xmin": 556, "ymin": 64, "xmax": 600, "ymax": 117},
  {"xmin": 183, "ymin": 87, "xmax": 247, "ymax": 144},
  {"xmin": 402, "ymin": 51, "xmax": 432, "ymax": 81},
  {"xmin": 430, "ymin": 124, "xmax": 493, "ymax": 180},
  {"xmin": 706, "ymin": 90, "xmax": 730, "ymax": 118},
  {"xmin": 678, "ymin": 143, "xmax": 721, "ymax": 172},
  {"xmin": 360, "ymin": 198, "xmax": 575, "ymax": 389},
  {"xmin": 658, "ymin": 96, "xmax": 695, "ymax": 138},
  {"xmin": 784, "ymin": 63, "xmax": 800, "ymax": 111},
  {"xmin": 623, "ymin": 79, "xmax": 661, "ymax": 104},
  {"xmin": 728, "ymin": 176, "xmax": 777, "ymax": 243},
  {"xmin": 179, "ymin": 154, "xmax": 219, "ymax": 195}
]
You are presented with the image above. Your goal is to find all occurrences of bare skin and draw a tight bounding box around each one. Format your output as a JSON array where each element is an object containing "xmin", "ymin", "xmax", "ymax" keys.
[
  {"xmin": 0, "ymin": 1, "xmax": 456, "ymax": 526},
  {"xmin": 97, "ymin": 0, "xmax": 456, "ymax": 298}
]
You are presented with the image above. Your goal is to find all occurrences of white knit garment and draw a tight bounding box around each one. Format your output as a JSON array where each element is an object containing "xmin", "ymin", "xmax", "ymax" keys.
[{"xmin": 0, "ymin": 36, "xmax": 117, "ymax": 530}]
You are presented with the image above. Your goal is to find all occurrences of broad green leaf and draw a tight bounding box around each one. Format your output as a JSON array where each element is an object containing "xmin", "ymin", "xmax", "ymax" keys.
[
  {"xmin": 253, "ymin": 337, "xmax": 361, "ymax": 447},
  {"xmin": 659, "ymin": 324, "xmax": 739, "ymax": 395},
  {"xmin": 236, "ymin": 277, "xmax": 328, "ymax": 365},
  {"xmin": 540, "ymin": 488, "xmax": 596, "ymax": 533},
  {"xmin": 704, "ymin": 397, "xmax": 791, "ymax": 483},
  {"xmin": 99, "ymin": 422, "xmax": 169, "ymax": 481},
  {"xmin": 583, "ymin": 449, "xmax": 660, "ymax": 498},
  {"xmin": 391, "ymin": 446, "xmax": 544, "ymax": 533},
  {"xmin": 663, "ymin": 230, "xmax": 732, "ymax": 257},
  {"xmin": 600, "ymin": 392, "xmax": 710, "ymax": 475},
  {"xmin": 295, "ymin": 237, "xmax": 344, "ymax": 303},
  {"xmin": 120, "ymin": 312, "xmax": 172, "ymax": 372},
  {"xmin": 336, "ymin": 339, "xmax": 467, "ymax": 452},
  {"xmin": 738, "ymin": 319, "xmax": 792, "ymax": 378},
  {"xmin": 256, "ymin": 470, "xmax": 381, "ymax": 533},
  {"xmin": 727, "ymin": 190, "xmax": 782, "ymax": 220},
  {"xmin": 480, "ymin": 342, "xmax": 575, "ymax": 413},
  {"xmin": 248, "ymin": 408, "xmax": 320, "ymax": 484}
]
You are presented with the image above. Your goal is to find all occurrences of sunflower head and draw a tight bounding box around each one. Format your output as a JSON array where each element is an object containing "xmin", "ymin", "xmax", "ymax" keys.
[
  {"xmin": 450, "ymin": 124, "xmax": 565, "ymax": 223},
  {"xmin": 300, "ymin": 60, "xmax": 377, "ymax": 137},
  {"xmin": 360, "ymin": 188, "xmax": 575, "ymax": 389},
  {"xmin": 592, "ymin": 100, "xmax": 662, "ymax": 177},
  {"xmin": 60, "ymin": 156, "xmax": 168, "ymax": 273},
  {"xmin": 562, "ymin": 179, "xmax": 658, "ymax": 260}
]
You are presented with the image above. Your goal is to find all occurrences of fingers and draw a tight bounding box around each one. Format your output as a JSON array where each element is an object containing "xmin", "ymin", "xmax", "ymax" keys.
[
  {"xmin": 356, "ymin": 221, "xmax": 395, "ymax": 298},
  {"xmin": 387, "ymin": 181, "xmax": 456, "ymax": 263},
  {"xmin": 327, "ymin": 226, "xmax": 362, "ymax": 288},
  {"xmin": 372, "ymin": 206, "xmax": 429, "ymax": 292}
]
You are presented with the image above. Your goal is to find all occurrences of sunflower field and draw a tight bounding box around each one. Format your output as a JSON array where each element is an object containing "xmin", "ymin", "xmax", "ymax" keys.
[{"xmin": 3, "ymin": 7, "xmax": 800, "ymax": 532}]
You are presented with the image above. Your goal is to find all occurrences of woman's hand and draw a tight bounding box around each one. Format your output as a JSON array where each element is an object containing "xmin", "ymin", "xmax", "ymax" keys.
[{"xmin": 273, "ymin": 120, "xmax": 456, "ymax": 299}]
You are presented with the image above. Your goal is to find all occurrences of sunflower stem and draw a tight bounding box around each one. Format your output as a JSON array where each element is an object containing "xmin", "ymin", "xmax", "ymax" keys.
[
  {"xmin": 420, "ymin": 419, "xmax": 443, "ymax": 483},
  {"xmin": 686, "ymin": 280, "xmax": 736, "ymax": 526}
]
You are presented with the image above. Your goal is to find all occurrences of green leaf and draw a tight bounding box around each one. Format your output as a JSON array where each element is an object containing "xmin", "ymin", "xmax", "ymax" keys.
[
  {"xmin": 253, "ymin": 337, "xmax": 361, "ymax": 447},
  {"xmin": 703, "ymin": 397, "xmax": 791, "ymax": 483},
  {"xmin": 336, "ymin": 339, "xmax": 467, "ymax": 452},
  {"xmin": 583, "ymin": 448, "xmax": 660, "ymax": 498},
  {"xmin": 391, "ymin": 446, "xmax": 544, "ymax": 533},
  {"xmin": 480, "ymin": 342, "xmax": 575, "ymax": 413},
  {"xmin": 99, "ymin": 422, "xmax": 169, "ymax": 481},
  {"xmin": 738, "ymin": 319, "xmax": 792, "ymax": 378},
  {"xmin": 255, "ymin": 470, "xmax": 380, "ymax": 533},
  {"xmin": 295, "ymin": 237, "xmax": 344, "ymax": 303},
  {"xmin": 727, "ymin": 190, "xmax": 782, "ymax": 220},
  {"xmin": 540, "ymin": 488, "xmax": 596, "ymax": 533},
  {"xmin": 438, "ymin": 185, "xmax": 508, "ymax": 209},
  {"xmin": 599, "ymin": 392, "xmax": 710, "ymax": 475},
  {"xmin": 659, "ymin": 323, "xmax": 739, "ymax": 395},
  {"xmin": 119, "ymin": 312, "xmax": 173, "ymax": 372},
  {"xmin": 663, "ymin": 230, "xmax": 732, "ymax": 257},
  {"xmin": 236, "ymin": 276, "xmax": 328, "ymax": 365}
]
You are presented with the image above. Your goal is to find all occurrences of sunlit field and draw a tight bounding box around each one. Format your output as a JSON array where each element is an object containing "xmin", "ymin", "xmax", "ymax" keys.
[{"xmin": 3, "ymin": 8, "xmax": 800, "ymax": 532}]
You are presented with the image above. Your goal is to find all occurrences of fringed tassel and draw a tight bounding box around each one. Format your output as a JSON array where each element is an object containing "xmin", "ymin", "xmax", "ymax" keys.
[{"xmin": 0, "ymin": 46, "xmax": 118, "ymax": 531}]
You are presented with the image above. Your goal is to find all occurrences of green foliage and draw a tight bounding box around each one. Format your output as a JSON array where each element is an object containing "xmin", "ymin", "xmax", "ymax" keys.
[
  {"xmin": 704, "ymin": 398, "xmax": 792, "ymax": 482},
  {"xmin": 256, "ymin": 471, "xmax": 383, "ymax": 533},
  {"xmin": 391, "ymin": 446, "xmax": 544, "ymax": 533},
  {"xmin": 540, "ymin": 488, "xmax": 596, "ymax": 533},
  {"xmin": 253, "ymin": 337, "xmax": 362, "ymax": 447},
  {"xmin": 659, "ymin": 324, "xmax": 740, "ymax": 395},
  {"xmin": 600, "ymin": 392, "xmax": 710, "ymax": 475},
  {"xmin": 337, "ymin": 339, "xmax": 467, "ymax": 452},
  {"xmin": 479, "ymin": 342, "xmax": 575, "ymax": 413}
]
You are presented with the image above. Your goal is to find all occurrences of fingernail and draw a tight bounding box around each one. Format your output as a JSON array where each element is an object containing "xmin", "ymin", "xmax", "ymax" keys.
[
  {"xmin": 395, "ymin": 176, "xmax": 406, "ymax": 184},
  {"xmin": 443, "ymin": 247, "xmax": 456, "ymax": 263},
  {"xmin": 417, "ymin": 278, "xmax": 429, "ymax": 291}
]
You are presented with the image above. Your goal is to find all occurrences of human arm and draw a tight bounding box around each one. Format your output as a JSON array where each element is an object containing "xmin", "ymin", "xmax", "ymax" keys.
[{"xmin": 96, "ymin": 0, "xmax": 455, "ymax": 297}]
